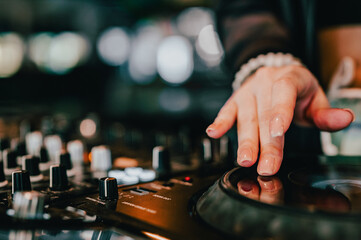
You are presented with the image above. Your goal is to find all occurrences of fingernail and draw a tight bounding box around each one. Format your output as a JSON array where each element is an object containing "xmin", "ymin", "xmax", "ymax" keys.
[
  {"xmin": 270, "ymin": 116, "xmax": 284, "ymax": 137},
  {"xmin": 344, "ymin": 108, "xmax": 356, "ymax": 122},
  {"xmin": 258, "ymin": 157, "xmax": 274, "ymax": 176},
  {"xmin": 238, "ymin": 149, "xmax": 253, "ymax": 166},
  {"xmin": 206, "ymin": 124, "xmax": 215, "ymax": 134}
]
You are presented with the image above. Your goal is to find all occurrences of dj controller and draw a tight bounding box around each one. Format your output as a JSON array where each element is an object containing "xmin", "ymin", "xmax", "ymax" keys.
[{"xmin": 0, "ymin": 113, "xmax": 360, "ymax": 240}]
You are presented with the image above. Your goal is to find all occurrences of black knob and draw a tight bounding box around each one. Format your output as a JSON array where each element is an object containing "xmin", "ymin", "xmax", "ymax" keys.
[
  {"xmin": 49, "ymin": 165, "xmax": 69, "ymax": 191},
  {"xmin": 39, "ymin": 147, "xmax": 51, "ymax": 171},
  {"xmin": 4, "ymin": 149, "xmax": 18, "ymax": 169},
  {"xmin": 39, "ymin": 147, "xmax": 50, "ymax": 163},
  {"xmin": 60, "ymin": 151, "xmax": 75, "ymax": 177},
  {"xmin": 0, "ymin": 161, "xmax": 7, "ymax": 187},
  {"xmin": 99, "ymin": 177, "xmax": 118, "ymax": 200},
  {"xmin": 0, "ymin": 138, "xmax": 10, "ymax": 151},
  {"xmin": 22, "ymin": 156, "xmax": 43, "ymax": 182},
  {"xmin": 22, "ymin": 156, "xmax": 40, "ymax": 176},
  {"xmin": 60, "ymin": 152, "xmax": 72, "ymax": 170},
  {"xmin": 15, "ymin": 140, "xmax": 27, "ymax": 157},
  {"xmin": 152, "ymin": 146, "xmax": 171, "ymax": 174},
  {"xmin": 12, "ymin": 170, "xmax": 32, "ymax": 194}
]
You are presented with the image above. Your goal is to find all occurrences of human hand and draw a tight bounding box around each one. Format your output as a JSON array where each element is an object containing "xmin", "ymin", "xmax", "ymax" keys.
[{"xmin": 206, "ymin": 65, "xmax": 355, "ymax": 176}]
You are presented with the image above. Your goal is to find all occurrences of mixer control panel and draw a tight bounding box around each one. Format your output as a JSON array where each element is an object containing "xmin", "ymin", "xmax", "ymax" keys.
[{"xmin": 0, "ymin": 114, "xmax": 235, "ymax": 239}]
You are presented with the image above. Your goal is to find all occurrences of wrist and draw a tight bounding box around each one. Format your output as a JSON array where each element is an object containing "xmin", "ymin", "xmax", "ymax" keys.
[{"xmin": 232, "ymin": 52, "xmax": 303, "ymax": 91}]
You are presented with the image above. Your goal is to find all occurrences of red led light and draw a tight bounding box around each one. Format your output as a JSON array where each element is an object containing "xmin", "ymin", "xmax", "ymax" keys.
[{"xmin": 184, "ymin": 176, "xmax": 191, "ymax": 182}]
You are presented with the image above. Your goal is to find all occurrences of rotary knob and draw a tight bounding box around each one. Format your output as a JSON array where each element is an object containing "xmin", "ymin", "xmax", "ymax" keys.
[
  {"xmin": 44, "ymin": 135, "xmax": 62, "ymax": 163},
  {"xmin": 25, "ymin": 131, "xmax": 43, "ymax": 157},
  {"xmin": 21, "ymin": 155, "xmax": 43, "ymax": 182},
  {"xmin": 49, "ymin": 165, "xmax": 69, "ymax": 191},
  {"xmin": 67, "ymin": 140, "xmax": 84, "ymax": 165},
  {"xmin": 15, "ymin": 140, "xmax": 27, "ymax": 166},
  {"xmin": 39, "ymin": 146, "xmax": 50, "ymax": 171},
  {"xmin": 59, "ymin": 151, "xmax": 75, "ymax": 177},
  {"xmin": 0, "ymin": 138, "xmax": 10, "ymax": 159},
  {"xmin": 12, "ymin": 170, "xmax": 32, "ymax": 195},
  {"xmin": 91, "ymin": 145, "xmax": 112, "ymax": 171},
  {"xmin": 12, "ymin": 191, "xmax": 45, "ymax": 219},
  {"xmin": 99, "ymin": 177, "xmax": 118, "ymax": 201},
  {"xmin": 152, "ymin": 146, "xmax": 171, "ymax": 175},
  {"xmin": 201, "ymin": 138, "xmax": 212, "ymax": 163},
  {"xmin": 3, "ymin": 149, "xmax": 19, "ymax": 175},
  {"xmin": 0, "ymin": 161, "xmax": 8, "ymax": 188}
]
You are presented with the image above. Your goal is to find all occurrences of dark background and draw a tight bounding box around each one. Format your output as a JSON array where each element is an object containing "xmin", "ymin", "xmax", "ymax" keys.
[{"xmin": 0, "ymin": 0, "xmax": 232, "ymax": 131}]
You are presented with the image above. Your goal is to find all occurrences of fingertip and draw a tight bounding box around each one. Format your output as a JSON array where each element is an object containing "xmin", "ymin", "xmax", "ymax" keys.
[
  {"xmin": 344, "ymin": 108, "xmax": 356, "ymax": 122},
  {"xmin": 313, "ymin": 108, "xmax": 355, "ymax": 131},
  {"xmin": 257, "ymin": 154, "xmax": 282, "ymax": 176},
  {"xmin": 206, "ymin": 124, "xmax": 221, "ymax": 139},
  {"xmin": 237, "ymin": 148, "xmax": 255, "ymax": 167},
  {"xmin": 257, "ymin": 156, "xmax": 274, "ymax": 176}
]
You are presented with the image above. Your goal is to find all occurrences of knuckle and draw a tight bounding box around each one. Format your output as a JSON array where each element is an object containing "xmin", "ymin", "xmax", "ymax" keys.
[
  {"xmin": 238, "ymin": 138, "xmax": 258, "ymax": 150},
  {"xmin": 261, "ymin": 143, "xmax": 283, "ymax": 156},
  {"xmin": 237, "ymin": 112, "xmax": 257, "ymax": 125},
  {"xmin": 254, "ymin": 66, "xmax": 275, "ymax": 78},
  {"xmin": 274, "ymin": 77, "xmax": 295, "ymax": 88}
]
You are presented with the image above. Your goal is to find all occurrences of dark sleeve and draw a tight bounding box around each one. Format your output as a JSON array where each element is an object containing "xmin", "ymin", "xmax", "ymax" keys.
[{"xmin": 216, "ymin": 0, "xmax": 295, "ymax": 73}]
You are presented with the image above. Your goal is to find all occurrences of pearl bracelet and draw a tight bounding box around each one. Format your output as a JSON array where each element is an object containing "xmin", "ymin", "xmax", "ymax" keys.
[{"xmin": 232, "ymin": 52, "xmax": 303, "ymax": 91}]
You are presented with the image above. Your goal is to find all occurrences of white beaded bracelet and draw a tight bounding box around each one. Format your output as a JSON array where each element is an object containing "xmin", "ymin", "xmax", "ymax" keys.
[{"xmin": 232, "ymin": 52, "xmax": 303, "ymax": 91}]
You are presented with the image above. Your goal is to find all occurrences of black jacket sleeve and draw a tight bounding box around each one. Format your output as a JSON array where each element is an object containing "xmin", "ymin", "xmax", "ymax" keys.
[{"xmin": 216, "ymin": 0, "xmax": 296, "ymax": 73}]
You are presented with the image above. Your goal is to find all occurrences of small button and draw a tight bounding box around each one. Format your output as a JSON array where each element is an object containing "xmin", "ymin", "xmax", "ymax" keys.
[
  {"xmin": 183, "ymin": 176, "xmax": 193, "ymax": 183},
  {"xmin": 130, "ymin": 189, "xmax": 149, "ymax": 196},
  {"xmin": 124, "ymin": 187, "xmax": 156, "ymax": 195},
  {"xmin": 162, "ymin": 182, "xmax": 174, "ymax": 187}
]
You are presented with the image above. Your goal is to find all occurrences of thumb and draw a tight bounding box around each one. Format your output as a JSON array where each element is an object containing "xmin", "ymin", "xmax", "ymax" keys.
[{"xmin": 306, "ymin": 88, "xmax": 355, "ymax": 131}]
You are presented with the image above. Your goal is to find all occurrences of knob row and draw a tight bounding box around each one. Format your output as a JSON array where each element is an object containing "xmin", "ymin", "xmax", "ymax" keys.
[{"xmin": 11, "ymin": 164, "xmax": 70, "ymax": 195}]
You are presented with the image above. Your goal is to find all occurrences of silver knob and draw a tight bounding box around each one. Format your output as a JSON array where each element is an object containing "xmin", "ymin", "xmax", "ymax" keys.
[
  {"xmin": 25, "ymin": 131, "xmax": 43, "ymax": 157},
  {"xmin": 91, "ymin": 145, "xmax": 112, "ymax": 171},
  {"xmin": 44, "ymin": 135, "xmax": 62, "ymax": 163},
  {"xmin": 201, "ymin": 138, "xmax": 212, "ymax": 163},
  {"xmin": 12, "ymin": 191, "xmax": 45, "ymax": 219},
  {"xmin": 67, "ymin": 140, "xmax": 84, "ymax": 165}
]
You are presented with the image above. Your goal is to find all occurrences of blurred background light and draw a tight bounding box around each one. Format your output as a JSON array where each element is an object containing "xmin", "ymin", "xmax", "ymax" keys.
[
  {"xmin": 128, "ymin": 23, "xmax": 164, "ymax": 85},
  {"xmin": 80, "ymin": 118, "xmax": 97, "ymax": 138},
  {"xmin": 97, "ymin": 27, "xmax": 130, "ymax": 66},
  {"xmin": 28, "ymin": 32, "xmax": 90, "ymax": 74},
  {"xmin": 28, "ymin": 32, "xmax": 53, "ymax": 72},
  {"xmin": 195, "ymin": 24, "xmax": 224, "ymax": 67},
  {"xmin": 48, "ymin": 32, "xmax": 90, "ymax": 74},
  {"xmin": 159, "ymin": 88, "xmax": 191, "ymax": 113},
  {"xmin": 176, "ymin": 7, "xmax": 214, "ymax": 38},
  {"xmin": 157, "ymin": 36, "xmax": 193, "ymax": 85},
  {"xmin": 0, "ymin": 33, "xmax": 24, "ymax": 78}
]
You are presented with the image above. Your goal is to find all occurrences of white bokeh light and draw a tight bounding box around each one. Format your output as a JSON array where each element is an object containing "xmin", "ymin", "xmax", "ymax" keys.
[
  {"xmin": 48, "ymin": 32, "xmax": 90, "ymax": 74},
  {"xmin": 0, "ymin": 33, "xmax": 24, "ymax": 78},
  {"xmin": 195, "ymin": 24, "xmax": 224, "ymax": 67},
  {"xmin": 80, "ymin": 119, "xmax": 97, "ymax": 138},
  {"xmin": 176, "ymin": 7, "xmax": 214, "ymax": 38},
  {"xmin": 28, "ymin": 32, "xmax": 53, "ymax": 71},
  {"xmin": 128, "ymin": 24, "xmax": 163, "ymax": 84},
  {"xmin": 97, "ymin": 27, "xmax": 130, "ymax": 66},
  {"xmin": 28, "ymin": 32, "xmax": 90, "ymax": 74},
  {"xmin": 157, "ymin": 36, "xmax": 193, "ymax": 85}
]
